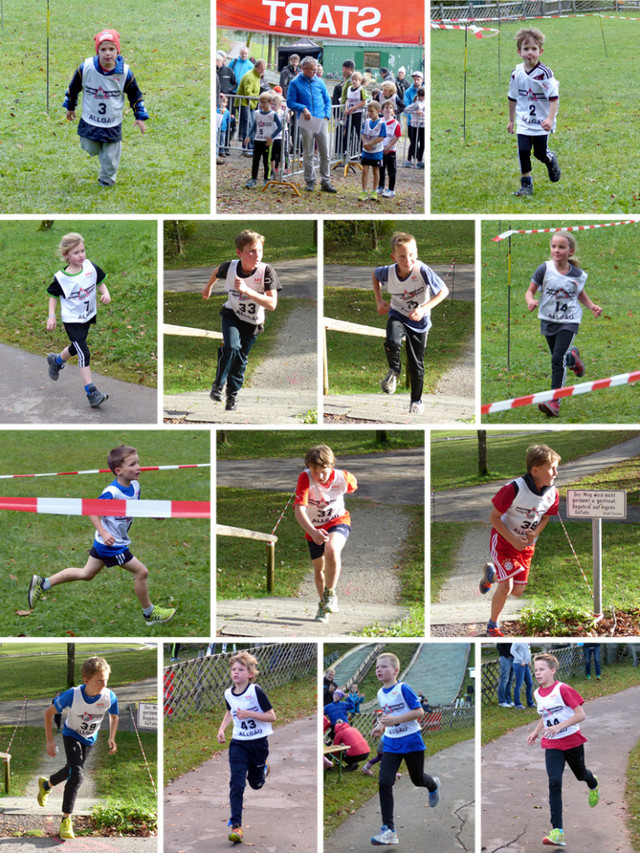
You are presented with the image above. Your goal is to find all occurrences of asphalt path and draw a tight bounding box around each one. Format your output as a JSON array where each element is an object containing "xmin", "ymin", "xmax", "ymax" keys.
[
  {"xmin": 323, "ymin": 264, "xmax": 475, "ymax": 301},
  {"xmin": 482, "ymin": 685, "xmax": 640, "ymax": 853},
  {"xmin": 163, "ymin": 258, "xmax": 318, "ymax": 301},
  {"xmin": 0, "ymin": 344, "xmax": 157, "ymax": 425}
]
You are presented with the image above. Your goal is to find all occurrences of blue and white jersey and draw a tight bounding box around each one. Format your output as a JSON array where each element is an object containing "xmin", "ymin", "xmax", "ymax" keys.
[
  {"xmin": 508, "ymin": 62, "xmax": 559, "ymax": 135},
  {"xmin": 361, "ymin": 117, "xmax": 386, "ymax": 159},
  {"xmin": 54, "ymin": 684, "xmax": 118, "ymax": 745},
  {"xmin": 375, "ymin": 261, "xmax": 446, "ymax": 333},
  {"xmin": 93, "ymin": 478, "xmax": 140, "ymax": 555},
  {"xmin": 377, "ymin": 681, "xmax": 424, "ymax": 754}
]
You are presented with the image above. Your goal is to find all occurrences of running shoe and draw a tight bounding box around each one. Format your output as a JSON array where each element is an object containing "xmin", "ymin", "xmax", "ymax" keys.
[
  {"xmin": 514, "ymin": 182, "xmax": 533, "ymax": 197},
  {"xmin": 47, "ymin": 354, "xmax": 64, "ymax": 381},
  {"xmin": 144, "ymin": 605, "xmax": 176, "ymax": 625},
  {"xmin": 226, "ymin": 396, "xmax": 238, "ymax": 412},
  {"xmin": 86, "ymin": 385, "xmax": 109, "ymax": 408},
  {"xmin": 429, "ymin": 777, "xmax": 441, "ymax": 807},
  {"xmin": 209, "ymin": 384, "xmax": 223, "ymax": 402},
  {"xmin": 360, "ymin": 763, "xmax": 374, "ymax": 776},
  {"xmin": 588, "ymin": 776, "xmax": 599, "ymax": 807},
  {"xmin": 315, "ymin": 602, "xmax": 329, "ymax": 623},
  {"xmin": 479, "ymin": 562, "xmax": 495, "ymax": 595},
  {"xmin": 245, "ymin": 178, "xmax": 257, "ymax": 188},
  {"xmin": 228, "ymin": 826, "xmax": 244, "ymax": 843},
  {"xmin": 546, "ymin": 151, "xmax": 561, "ymax": 182},
  {"xmin": 486, "ymin": 625, "xmax": 505, "ymax": 637},
  {"xmin": 538, "ymin": 399, "xmax": 560, "ymax": 417},
  {"xmin": 37, "ymin": 776, "xmax": 50, "ymax": 807},
  {"xmin": 569, "ymin": 346, "xmax": 585, "ymax": 377},
  {"xmin": 371, "ymin": 825, "xmax": 399, "ymax": 845},
  {"xmin": 323, "ymin": 590, "xmax": 339, "ymax": 613},
  {"xmin": 370, "ymin": 191, "xmax": 380, "ymax": 201},
  {"xmin": 321, "ymin": 183, "xmax": 338, "ymax": 193},
  {"xmin": 28, "ymin": 575, "xmax": 45, "ymax": 609},
  {"xmin": 59, "ymin": 818, "xmax": 75, "ymax": 840},
  {"xmin": 358, "ymin": 191, "xmax": 369, "ymax": 201},
  {"xmin": 382, "ymin": 189, "xmax": 396, "ymax": 198},
  {"xmin": 409, "ymin": 401, "xmax": 425, "ymax": 415},
  {"xmin": 381, "ymin": 370, "xmax": 397, "ymax": 394},
  {"xmin": 542, "ymin": 828, "xmax": 566, "ymax": 846}
]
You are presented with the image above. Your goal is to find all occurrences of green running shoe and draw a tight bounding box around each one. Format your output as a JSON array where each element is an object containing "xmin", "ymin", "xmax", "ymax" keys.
[
  {"xmin": 59, "ymin": 817, "xmax": 75, "ymax": 839},
  {"xmin": 588, "ymin": 776, "xmax": 599, "ymax": 807},
  {"xmin": 28, "ymin": 575, "xmax": 45, "ymax": 609},
  {"xmin": 542, "ymin": 828, "xmax": 565, "ymax": 846},
  {"xmin": 144, "ymin": 605, "xmax": 176, "ymax": 625},
  {"xmin": 37, "ymin": 776, "xmax": 50, "ymax": 807}
]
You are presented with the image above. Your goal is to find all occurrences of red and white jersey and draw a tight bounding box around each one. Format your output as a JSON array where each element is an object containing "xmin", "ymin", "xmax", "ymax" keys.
[
  {"xmin": 54, "ymin": 260, "xmax": 99, "ymax": 323},
  {"xmin": 508, "ymin": 62, "xmax": 559, "ymax": 135},
  {"xmin": 295, "ymin": 468, "xmax": 357, "ymax": 533},
  {"xmin": 224, "ymin": 682, "xmax": 273, "ymax": 741},
  {"xmin": 223, "ymin": 259, "xmax": 267, "ymax": 326},
  {"xmin": 535, "ymin": 681, "xmax": 587, "ymax": 750},
  {"xmin": 491, "ymin": 475, "xmax": 558, "ymax": 557},
  {"xmin": 534, "ymin": 261, "xmax": 588, "ymax": 324},
  {"xmin": 383, "ymin": 119, "xmax": 402, "ymax": 152}
]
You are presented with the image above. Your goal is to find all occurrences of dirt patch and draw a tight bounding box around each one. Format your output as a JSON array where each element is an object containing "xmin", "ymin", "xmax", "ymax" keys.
[
  {"xmin": 431, "ymin": 610, "xmax": 640, "ymax": 637},
  {"xmin": 0, "ymin": 815, "xmax": 155, "ymax": 838}
]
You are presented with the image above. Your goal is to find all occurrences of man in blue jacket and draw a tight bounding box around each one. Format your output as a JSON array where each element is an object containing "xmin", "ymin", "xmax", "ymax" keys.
[{"xmin": 287, "ymin": 56, "xmax": 337, "ymax": 193}]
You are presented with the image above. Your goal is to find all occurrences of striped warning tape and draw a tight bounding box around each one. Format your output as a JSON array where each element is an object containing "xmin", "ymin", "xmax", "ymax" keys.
[
  {"xmin": 493, "ymin": 219, "xmax": 640, "ymax": 242},
  {"xmin": 481, "ymin": 371, "xmax": 640, "ymax": 415},
  {"xmin": 432, "ymin": 13, "xmax": 640, "ymax": 24},
  {"xmin": 0, "ymin": 463, "xmax": 210, "ymax": 480},
  {"xmin": 0, "ymin": 497, "xmax": 210, "ymax": 518},
  {"xmin": 430, "ymin": 21, "xmax": 499, "ymax": 36}
]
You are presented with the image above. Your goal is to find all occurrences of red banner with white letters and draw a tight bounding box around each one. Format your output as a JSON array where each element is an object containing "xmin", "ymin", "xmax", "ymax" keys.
[{"xmin": 217, "ymin": 0, "xmax": 423, "ymax": 45}]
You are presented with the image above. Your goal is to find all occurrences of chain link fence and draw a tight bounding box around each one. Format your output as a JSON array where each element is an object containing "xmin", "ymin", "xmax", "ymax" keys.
[
  {"xmin": 431, "ymin": 0, "xmax": 633, "ymax": 19},
  {"xmin": 164, "ymin": 643, "xmax": 316, "ymax": 719},
  {"xmin": 480, "ymin": 642, "xmax": 640, "ymax": 704}
]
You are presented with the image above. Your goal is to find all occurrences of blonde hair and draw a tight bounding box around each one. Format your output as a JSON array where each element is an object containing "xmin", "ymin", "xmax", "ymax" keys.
[
  {"xmin": 230, "ymin": 651, "xmax": 259, "ymax": 680},
  {"xmin": 258, "ymin": 91, "xmax": 273, "ymax": 106},
  {"xmin": 390, "ymin": 231, "xmax": 417, "ymax": 252},
  {"xmin": 305, "ymin": 444, "xmax": 335, "ymax": 470},
  {"xmin": 235, "ymin": 230, "xmax": 265, "ymax": 252},
  {"xmin": 550, "ymin": 230, "xmax": 581, "ymax": 268},
  {"xmin": 350, "ymin": 72, "xmax": 363, "ymax": 86},
  {"xmin": 533, "ymin": 652, "xmax": 559, "ymax": 671},
  {"xmin": 526, "ymin": 444, "xmax": 561, "ymax": 473},
  {"xmin": 58, "ymin": 232, "xmax": 84, "ymax": 259},
  {"xmin": 81, "ymin": 656, "xmax": 111, "ymax": 679},
  {"xmin": 515, "ymin": 27, "xmax": 545, "ymax": 49},
  {"xmin": 381, "ymin": 81, "xmax": 397, "ymax": 96},
  {"xmin": 367, "ymin": 100, "xmax": 381, "ymax": 115},
  {"xmin": 377, "ymin": 652, "xmax": 400, "ymax": 670}
]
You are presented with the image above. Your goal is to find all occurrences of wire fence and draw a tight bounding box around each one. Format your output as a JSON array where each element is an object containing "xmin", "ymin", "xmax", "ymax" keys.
[
  {"xmin": 480, "ymin": 642, "xmax": 639, "ymax": 704},
  {"xmin": 431, "ymin": 0, "xmax": 635, "ymax": 18},
  {"xmin": 164, "ymin": 643, "xmax": 316, "ymax": 719}
]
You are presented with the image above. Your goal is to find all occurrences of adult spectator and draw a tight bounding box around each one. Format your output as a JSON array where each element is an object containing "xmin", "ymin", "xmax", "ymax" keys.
[
  {"xmin": 279, "ymin": 53, "xmax": 300, "ymax": 96},
  {"xmin": 236, "ymin": 59, "xmax": 267, "ymax": 153},
  {"xmin": 332, "ymin": 59, "xmax": 355, "ymax": 105},
  {"xmin": 395, "ymin": 66, "xmax": 409, "ymax": 98},
  {"xmin": 216, "ymin": 51, "xmax": 237, "ymax": 96},
  {"xmin": 511, "ymin": 642, "xmax": 535, "ymax": 709},
  {"xmin": 228, "ymin": 45, "xmax": 254, "ymax": 89},
  {"xmin": 380, "ymin": 67, "xmax": 395, "ymax": 85},
  {"xmin": 403, "ymin": 70, "xmax": 424, "ymax": 106},
  {"xmin": 583, "ymin": 643, "xmax": 601, "ymax": 680},
  {"xmin": 287, "ymin": 55, "xmax": 337, "ymax": 193},
  {"xmin": 497, "ymin": 643, "xmax": 515, "ymax": 708}
]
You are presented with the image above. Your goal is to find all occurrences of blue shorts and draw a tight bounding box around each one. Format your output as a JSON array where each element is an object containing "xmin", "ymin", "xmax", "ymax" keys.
[
  {"xmin": 90, "ymin": 546, "xmax": 134, "ymax": 567},
  {"xmin": 307, "ymin": 524, "xmax": 351, "ymax": 560}
]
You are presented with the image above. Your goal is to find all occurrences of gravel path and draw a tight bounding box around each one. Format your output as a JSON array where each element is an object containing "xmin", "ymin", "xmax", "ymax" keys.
[
  {"xmin": 249, "ymin": 304, "xmax": 316, "ymax": 392},
  {"xmin": 434, "ymin": 336, "xmax": 475, "ymax": 399}
]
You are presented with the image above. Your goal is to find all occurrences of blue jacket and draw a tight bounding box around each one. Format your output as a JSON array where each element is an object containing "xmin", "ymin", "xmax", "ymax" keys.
[
  {"xmin": 287, "ymin": 73, "xmax": 331, "ymax": 120},
  {"xmin": 404, "ymin": 83, "xmax": 421, "ymax": 107},
  {"xmin": 227, "ymin": 57, "xmax": 254, "ymax": 89}
]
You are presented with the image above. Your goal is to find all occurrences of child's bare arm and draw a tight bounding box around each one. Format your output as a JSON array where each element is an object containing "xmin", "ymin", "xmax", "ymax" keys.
[
  {"xmin": 578, "ymin": 289, "xmax": 602, "ymax": 317},
  {"xmin": 202, "ymin": 266, "xmax": 221, "ymax": 299},
  {"xmin": 294, "ymin": 505, "xmax": 329, "ymax": 545},
  {"xmin": 89, "ymin": 514, "xmax": 115, "ymax": 546},
  {"xmin": 98, "ymin": 283, "xmax": 111, "ymax": 305},
  {"xmin": 233, "ymin": 280, "xmax": 278, "ymax": 310},
  {"xmin": 108, "ymin": 713, "xmax": 118, "ymax": 753},
  {"xmin": 236, "ymin": 708, "xmax": 276, "ymax": 723},
  {"xmin": 507, "ymin": 99, "xmax": 516, "ymax": 133},
  {"xmin": 372, "ymin": 273, "xmax": 389, "ymax": 315},
  {"xmin": 525, "ymin": 282, "xmax": 539, "ymax": 311},
  {"xmin": 490, "ymin": 506, "xmax": 529, "ymax": 551},
  {"xmin": 527, "ymin": 717, "xmax": 544, "ymax": 745},
  {"xmin": 47, "ymin": 297, "xmax": 58, "ymax": 331},
  {"xmin": 540, "ymin": 99, "xmax": 558, "ymax": 133},
  {"xmin": 379, "ymin": 707, "xmax": 422, "ymax": 726},
  {"xmin": 44, "ymin": 705, "xmax": 57, "ymax": 755},
  {"xmin": 217, "ymin": 710, "xmax": 233, "ymax": 743},
  {"xmin": 544, "ymin": 705, "xmax": 585, "ymax": 739},
  {"xmin": 134, "ymin": 119, "xmax": 146, "ymax": 135},
  {"xmin": 410, "ymin": 283, "xmax": 449, "ymax": 321}
]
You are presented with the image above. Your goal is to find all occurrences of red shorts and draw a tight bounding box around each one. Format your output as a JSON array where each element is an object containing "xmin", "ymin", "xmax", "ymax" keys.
[{"xmin": 489, "ymin": 530, "xmax": 533, "ymax": 585}]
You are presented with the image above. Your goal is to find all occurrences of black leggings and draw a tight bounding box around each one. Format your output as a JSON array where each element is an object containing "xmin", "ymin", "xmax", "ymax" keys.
[
  {"xmin": 378, "ymin": 750, "xmax": 437, "ymax": 831},
  {"xmin": 517, "ymin": 133, "xmax": 553, "ymax": 175},
  {"xmin": 251, "ymin": 140, "xmax": 272, "ymax": 180},
  {"xmin": 545, "ymin": 745, "xmax": 597, "ymax": 829},
  {"xmin": 63, "ymin": 321, "xmax": 91, "ymax": 367},
  {"xmin": 384, "ymin": 316, "xmax": 428, "ymax": 404},
  {"xmin": 408, "ymin": 126, "xmax": 424, "ymax": 163},
  {"xmin": 544, "ymin": 328, "xmax": 576, "ymax": 389},
  {"xmin": 380, "ymin": 152, "xmax": 397, "ymax": 191},
  {"xmin": 49, "ymin": 735, "xmax": 93, "ymax": 815}
]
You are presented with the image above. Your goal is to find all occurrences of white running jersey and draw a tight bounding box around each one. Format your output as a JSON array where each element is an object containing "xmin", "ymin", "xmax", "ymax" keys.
[
  {"xmin": 223, "ymin": 260, "xmax": 267, "ymax": 326},
  {"xmin": 385, "ymin": 261, "xmax": 431, "ymax": 320},
  {"xmin": 362, "ymin": 118, "xmax": 386, "ymax": 154},
  {"xmin": 303, "ymin": 468, "xmax": 350, "ymax": 528},
  {"xmin": 253, "ymin": 109, "xmax": 278, "ymax": 141},
  {"xmin": 499, "ymin": 476, "xmax": 557, "ymax": 540},
  {"xmin": 535, "ymin": 261, "xmax": 587, "ymax": 324},
  {"xmin": 62, "ymin": 685, "xmax": 114, "ymax": 743},
  {"xmin": 384, "ymin": 119, "xmax": 401, "ymax": 151},
  {"xmin": 534, "ymin": 681, "xmax": 581, "ymax": 740},
  {"xmin": 346, "ymin": 85, "xmax": 365, "ymax": 112},
  {"xmin": 377, "ymin": 682, "xmax": 421, "ymax": 739},
  {"xmin": 224, "ymin": 683, "xmax": 273, "ymax": 740},
  {"xmin": 508, "ymin": 62, "xmax": 559, "ymax": 135},
  {"xmin": 54, "ymin": 260, "xmax": 99, "ymax": 323},
  {"xmin": 81, "ymin": 57, "xmax": 130, "ymax": 128},
  {"xmin": 94, "ymin": 479, "xmax": 140, "ymax": 549}
]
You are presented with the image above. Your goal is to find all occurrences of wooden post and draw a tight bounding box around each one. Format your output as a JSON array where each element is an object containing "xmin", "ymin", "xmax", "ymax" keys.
[
  {"xmin": 266, "ymin": 542, "xmax": 275, "ymax": 593},
  {"xmin": 0, "ymin": 753, "xmax": 10, "ymax": 794}
]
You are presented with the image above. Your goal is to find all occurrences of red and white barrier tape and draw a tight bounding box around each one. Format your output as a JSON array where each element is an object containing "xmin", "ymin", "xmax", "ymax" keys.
[
  {"xmin": 430, "ymin": 20, "xmax": 499, "ymax": 37},
  {"xmin": 482, "ymin": 371, "xmax": 640, "ymax": 415},
  {"xmin": 493, "ymin": 219, "xmax": 640, "ymax": 242},
  {"xmin": 432, "ymin": 13, "xmax": 640, "ymax": 24},
  {"xmin": 0, "ymin": 497, "xmax": 210, "ymax": 518},
  {"xmin": 0, "ymin": 463, "xmax": 209, "ymax": 480}
]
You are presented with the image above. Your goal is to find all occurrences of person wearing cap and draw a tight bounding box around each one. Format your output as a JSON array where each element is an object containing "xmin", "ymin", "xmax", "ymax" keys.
[
  {"xmin": 402, "ymin": 71, "xmax": 424, "ymax": 167},
  {"xmin": 395, "ymin": 66, "xmax": 409, "ymax": 98},
  {"xmin": 380, "ymin": 67, "xmax": 395, "ymax": 85},
  {"xmin": 62, "ymin": 29, "xmax": 148, "ymax": 187}
]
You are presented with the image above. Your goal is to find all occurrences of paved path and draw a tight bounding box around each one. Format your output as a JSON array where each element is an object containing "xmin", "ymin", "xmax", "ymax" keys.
[
  {"xmin": 164, "ymin": 258, "xmax": 318, "ymax": 300},
  {"xmin": 0, "ymin": 839, "xmax": 156, "ymax": 852},
  {"xmin": 0, "ymin": 344, "xmax": 157, "ymax": 425},
  {"xmin": 164, "ymin": 716, "xmax": 316, "ymax": 853},
  {"xmin": 324, "ymin": 264, "xmax": 475, "ymax": 301},
  {"xmin": 323, "ymin": 391, "xmax": 474, "ymax": 424},
  {"xmin": 324, "ymin": 739, "xmax": 474, "ymax": 852},
  {"xmin": 482, "ymin": 685, "xmax": 640, "ymax": 853}
]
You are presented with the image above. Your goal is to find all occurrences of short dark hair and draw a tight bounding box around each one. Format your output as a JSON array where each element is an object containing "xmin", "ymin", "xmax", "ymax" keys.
[
  {"xmin": 108, "ymin": 445, "xmax": 137, "ymax": 474},
  {"xmin": 380, "ymin": 67, "xmax": 389, "ymax": 74},
  {"xmin": 342, "ymin": 59, "xmax": 355, "ymax": 70}
]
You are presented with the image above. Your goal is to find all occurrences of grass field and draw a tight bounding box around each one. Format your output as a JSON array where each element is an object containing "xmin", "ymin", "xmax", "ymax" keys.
[
  {"xmin": 325, "ymin": 287, "xmax": 473, "ymax": 394},
  {"xmin": 0, "ymin": 0, "xmax": 209, "ymax": 213},
  {"xmin": 0, "ymin": 430, "xmax": 210, "ymax": 637},
  {"xmin": 0, "ymin": 220, "xmax": 157, "ymax": 387},
  {"xmin": 164, "ymin": 220, "xmax": 317, "ymax": 269},
  {"xmin": 217, "ymin": 429, "xmax": 424, "ymax": 460},
  {"xmin": 480, "ymin": 220, "xmax": 640, "ymax": 423},
  {"xmin": 431, "ymin": 17, "xmax": 640, "ymax": 212}
]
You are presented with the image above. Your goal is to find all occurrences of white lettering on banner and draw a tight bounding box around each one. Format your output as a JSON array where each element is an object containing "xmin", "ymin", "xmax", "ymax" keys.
[{"xmin": 262, "ymin": 0, "xmax": 381, "ymax": 37}]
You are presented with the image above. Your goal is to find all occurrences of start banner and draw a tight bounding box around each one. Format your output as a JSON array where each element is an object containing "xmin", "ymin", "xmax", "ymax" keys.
[{"xmin": 217, "ymin": 0, "xmax": 423, "ymax": 44}]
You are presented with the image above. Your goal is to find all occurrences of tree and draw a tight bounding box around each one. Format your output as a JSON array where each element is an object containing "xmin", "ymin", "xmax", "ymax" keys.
[
  {"xmin": 66, "ymin": 643, "xmax": 76, "ymax": 689},
  {"xmin": 477, "ymin": 431, "xmax": 488, "ymax": 477},
  {"xmin": 376, "ymin": 431, "xmax": 388, "ymax": 443},
  {"xmin": 37, "ymin": 220, "xmax": 55, "ymax": 231}
]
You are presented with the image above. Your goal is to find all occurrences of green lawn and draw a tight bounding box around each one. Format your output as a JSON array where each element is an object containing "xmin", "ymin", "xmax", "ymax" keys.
[
  {"xmin": 217, "ymin": 429, "xmax": 423, "ymax": 460},
  {"xmin": 164, "ymin": 220, "xmax": 317, "ymax": 268},
  {"xmin": 431, "ymin": 17, "xmax": 640, "ymax": 212},
  {"xmin": 0, "ymin": 221, "xmax": 157, "ymax": 387},
  {"xmin": 481, "ymin": 219, "xmax": 640, "ymax": 423},
  {"xmin": 0, "ymin": 0, "xmax": 209, "ymax": 213},
  {"xmin": 325, "ymin": 287, "xmax": 473, "ymax": 395},
  {"xmin": 0, "ymin": 430, "xmax": 210, "ymax": 637}
]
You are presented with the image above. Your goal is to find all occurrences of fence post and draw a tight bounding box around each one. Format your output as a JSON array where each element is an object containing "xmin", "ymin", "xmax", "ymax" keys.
[
  {"xmin": 0, "ymin": 753, "xmax": 10, "ymax": 794},
  {"xmin": 266, "ymin": 541, "xmax": 276, "ymax": 592}
]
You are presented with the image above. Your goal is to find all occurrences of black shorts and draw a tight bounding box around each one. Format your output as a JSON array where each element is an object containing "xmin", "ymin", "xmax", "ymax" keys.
[
  {"xmin": 307, "ymin": 524, "xmax": 351, "ymax": 560},
  {"xmin": 89, "ymin": 546, "xmax": 134, "ymax": 567},
  {"xmin": 360, "ymin": 155, "xmax": 382, "ymax": 167}
]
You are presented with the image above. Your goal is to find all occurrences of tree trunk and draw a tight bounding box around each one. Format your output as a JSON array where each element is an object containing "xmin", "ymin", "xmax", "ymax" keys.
[
  {"xmin": 376, "ymin": 431, "xmax": 388, "ymax": 443},
  {"xmin": 477, "ymin": 430, "xmax": 488, "ymax": 477},
  {"xmin": 171, "ymin": 221, "xmax": 184, "ymax": 255},
  {"xmin": 37, "ymin": 220, "xmax": 55, "ymax": 231},
  {"xmin": 66, "ymin": 643, "xmax": 76, "ymax": 689}
]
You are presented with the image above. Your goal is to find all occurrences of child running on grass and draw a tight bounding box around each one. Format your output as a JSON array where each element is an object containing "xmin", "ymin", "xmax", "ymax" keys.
[
  {"xmin": 525, "ymin": 230, "xmax": 602, "ymax": 417},
  {"xmin": 372, "ymin": 231, "xmax": 449, "ymax": 415},
  {"xmin": 63, "ymin": 29, "xmax": 148, "ymax": 187},
  {"xmin": 46, "ymin": 231, "xmax": 111, "ymax": 408},
  {"xmin": 370, "ymin": 652, "xmax": 440, "ymax": 846},
  {"xmin": 202, "ymin": 229, "xmax": 281, "ymax": 412},
  {"xmin": 28, "ymin": 444, "xmax": 176, "ymax": 625},
  {"xmin": 479, "ymin": 444, "xmax": 560, "ymax": 637},
  {"xmin": 217, "ymin": 651, "xmax": 276, "ymax": 845},
  {"xmin": 38, "ymin": 656, "xmax": 118, "ymax": 840},
  {"xmin": 527, "ymin": 652, "xmax": 599, "ymax": 847},
  {"xmin": 294, "ymin": 444, "xmax": 358, "ymax": 623},
  {"xmin": 508, "ymin": 28, "xmax": 560, "ymax": 197}
]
